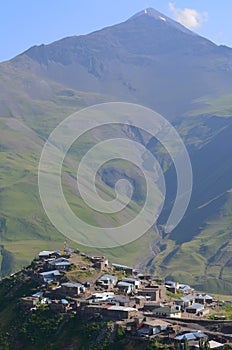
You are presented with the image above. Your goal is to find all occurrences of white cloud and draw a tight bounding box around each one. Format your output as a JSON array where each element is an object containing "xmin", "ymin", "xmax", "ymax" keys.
[{"xmin": 169, "ymin": 2, "xmax": 208, "ymax": 29}]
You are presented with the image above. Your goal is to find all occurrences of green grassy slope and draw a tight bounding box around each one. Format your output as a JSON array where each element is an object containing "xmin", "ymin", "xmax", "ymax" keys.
[
  {"xmin": 1, "ymin": 105, "xmax": 232, "ymax": 294},
  {"xmin": 0, "ymin": 111, "xmax": 159, "ymax": 276},
  {"xmin": 152, "ymin": 189, "xmax": 232, "ymax": 294},
  {"xmin": 145, "ymin": 113, "xmax": 232, "ymax": 294}
]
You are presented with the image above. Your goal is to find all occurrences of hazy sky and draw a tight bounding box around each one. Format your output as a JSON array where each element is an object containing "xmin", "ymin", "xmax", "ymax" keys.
[{"xmin": 1, "ymin": 0, "xmax": 231, "ymax": 62}]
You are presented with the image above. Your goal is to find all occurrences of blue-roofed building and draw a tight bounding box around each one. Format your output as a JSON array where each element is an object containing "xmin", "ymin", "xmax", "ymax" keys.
[
  {"xmin": 49, "ymin": 260, "xmax": 70, "ymax": 271},
  {"xmin": 185, "ymin": 303, "xmax": 205, "ymax": 314},
  {"xmin": 32, "ymin": 291, "xmax": 43, "ymax": 298},
  {"xmin": 39, "ymin": 270, "xmax": 61, "ymax": 282},
  {"xmin": 48, "ymin": 257, "xmax": 70, "ymax": 270},
  {"xmin": 60, "ymin": 298, "xmax": 69, "ymax": 304},
  {"xmin": 175, "ymin": 330, "xmax": 207, "ymax": 341}
]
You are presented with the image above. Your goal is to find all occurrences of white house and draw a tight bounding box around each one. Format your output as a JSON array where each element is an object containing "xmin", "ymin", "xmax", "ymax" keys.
[
  {"xmin": 117, "ymin": 281, "xmax": 135, "ymax": 294},
  {"xmin": 39, "ymin": 251, "xmax": 59, "ymax": 259},
  {"xmin": 97, "ymin": 274, "xmax": 118, "ymax": 289},
  {"xmin": 91, "ymin": 292, "xmax": 114, "ymax": 302},
  {"xmin": 121, "ymin": 277, "xmax": 141, "ymax": 288}
]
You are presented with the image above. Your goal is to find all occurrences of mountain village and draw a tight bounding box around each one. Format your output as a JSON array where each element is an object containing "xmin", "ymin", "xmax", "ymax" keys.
[{"xmin": 4, "ymin": 243, "xmax": 230, "ymax": 349}]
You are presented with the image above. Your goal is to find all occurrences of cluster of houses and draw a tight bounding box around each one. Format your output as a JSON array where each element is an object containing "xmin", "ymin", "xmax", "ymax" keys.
[{"xmin": 19, "ymin": 249, "xmax": 230, "ymax": 349}]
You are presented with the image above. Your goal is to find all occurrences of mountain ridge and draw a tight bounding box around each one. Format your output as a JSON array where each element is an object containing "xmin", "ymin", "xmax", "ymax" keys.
[{"xmin": 6, "ymin": 6, "xmax": 232, "ymax": 120}]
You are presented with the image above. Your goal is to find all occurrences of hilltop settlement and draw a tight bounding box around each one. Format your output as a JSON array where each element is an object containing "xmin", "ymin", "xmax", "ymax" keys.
[{"xmin": 0, "ymin": 245, "xmax": 229, "ymax": 350}]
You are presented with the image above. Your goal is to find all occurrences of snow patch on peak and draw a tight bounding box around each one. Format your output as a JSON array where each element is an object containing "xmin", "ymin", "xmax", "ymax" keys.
[{"xmin": 159, "ymin": 16, "xmax": 166, "ymax": 22}]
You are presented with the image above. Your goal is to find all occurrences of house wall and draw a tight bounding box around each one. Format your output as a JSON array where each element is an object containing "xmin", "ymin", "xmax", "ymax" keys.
[
  {"xmin": 104, "ymin": 309, "xmax": 137, "ymax": 320},
  {"xmin": 61, "ymin": 286, "xmax": 80, "ymax": 296}
]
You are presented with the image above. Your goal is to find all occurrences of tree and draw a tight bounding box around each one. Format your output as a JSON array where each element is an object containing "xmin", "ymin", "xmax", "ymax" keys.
[
  {"xmin": 224, "ymin": 345, "xmax": 232, "ymax": 350},
  {"xmin": 199, "ymin": 339, "xmax": 210, "ymax": 350},
  {"xmin": 184, "ymin": 339, "xmax": 189, "ymax": 350}
]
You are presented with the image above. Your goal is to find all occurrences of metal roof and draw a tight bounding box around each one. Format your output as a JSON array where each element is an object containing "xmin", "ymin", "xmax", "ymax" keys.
[
  {"xmin": 39, "ymin": 251, "xmax": 54, "ymax": 256},
  {"xmin": 54, "ymin": 261, "xmax": 70, "ymax": 266},
  {"xmin": 32, "ymin": 292, "xmax": 43, "ymax": 297},
  {"xmin": 117, "ymin": 281, "xmax": 134, "ymax": 288},
  {"xmin": 186, "ymin": 303, "xmax": 204, "ymax": 309},
  {"xmin": 180, "ymin": 295, "xmax": 195, "ymax": 302},
  {"xmin": 175, "ymin": 331, "xmax": 207, "ymax": 341},
  {"xmin": 112, "ymin": 263, "xmax": 132, "ymax": 269},
  {"xmin": 109, "ymin": 297, "xmax": 131, "ymax": 303},
  {"xmin": 40, "ymin": 270, "xmax": 61, "ymax": 276},
  {"xmin": 121, "ymin": 277, "xmax": 139, "ymax": 283},
  {"xmin": 60, "ymin": 299, "xmax": 69, "ymax": 304},
  {"xmin": 98, "ymin": 274, "xmax": 117, "ymax": 281},
  {"xmin": 62, "ymin": 282, "xmax": 84, "ymax": 288},
  {"xmin": 106, "ymin": 305, "xmax": 137, "ymax": 312}
]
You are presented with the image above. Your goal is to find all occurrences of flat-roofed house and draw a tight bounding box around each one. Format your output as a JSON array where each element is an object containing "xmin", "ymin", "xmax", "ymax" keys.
[
  {"xmin": 104, "ymin": 305, "xmax": 138, "ymax": 320},
  {"xmin": 21, "ymin": 296, "xmax": 40, "ymax": 309},
  {"xmin": 39, "ymin": 270, "xmax": 61, "ymax": 283},
  {"xmin": 185, "ymin": 303, "xmax": 205, "ymax": 314},
  {"xmin": 121, "ymin": 277, "xmax": 141, "ymax": 288},
  {"xmin": 109, "ymin": 297, "xmax": 134, "ymax": 307},
  {"xmin": 137, "ymin": 319, "xmax": 171, "ymax": 336},
  {"xmin": 137, "ymin": 284, "xmax": 166, "ymax": 301},
  {"xmin": 61, "ymin": 282, "xmax": 85, "ymax": 297},
  {"xmin": 112, "ymin": 263, "xmax": 133, "ymax": 275},
  {"xmin": 117, "ymin": 281, "xmax": 135, "ymax": 294},
  {"xmin": 174, "ymin": 295, "xmax": 195, "ymax": 309},
  {"xmin": 97, "ymin": 274, "xmax": 118, "ymax": 290},
  {"xmin": 39, "ymin": 251, "xmax": 60, "ymax": 259},
  {"xmin": 194, "ymin": 294, "xmax": 213, "ymax": 305},
  {"xmin": 134, "ymin": 295, "xmax": 146, "ymax": 308},
  {"xmin": 48, "ymin": 258, "xmax": 70, "ymax": 271},
  {"xmin": 152, "ymin": 306, "xmax": 181, "ymax": 318},
  {"xmin": 91, "ymin": 256, "xmax": 109, "ymax": 270}
]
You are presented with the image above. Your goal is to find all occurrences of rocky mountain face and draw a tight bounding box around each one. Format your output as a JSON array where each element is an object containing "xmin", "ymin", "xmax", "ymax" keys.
[{"xmin": 4, "ymin": 8, "xmax": 232, "ymax": 119}]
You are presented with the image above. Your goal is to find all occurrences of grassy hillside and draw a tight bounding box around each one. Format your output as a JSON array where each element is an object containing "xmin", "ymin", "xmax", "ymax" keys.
[
  {"xmin": 152, "ymin": 190, "xmax": 232, "ymax": 294},
  {"xmin": 0, "ymin": 112, "xmax": 159, "ymax": 276},
  {"xmin": 1, "ymin": 107, "xmax": 232, "ymax": 294},
  {"xmin": 1, "ymin": 10, "xmax": 232, "ymax": 293}
]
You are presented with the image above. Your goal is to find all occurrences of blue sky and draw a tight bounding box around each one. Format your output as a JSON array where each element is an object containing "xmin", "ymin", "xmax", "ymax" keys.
[{"xmin": 1, "ymin": 0, "xmax": 231, "ymax": 62}]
